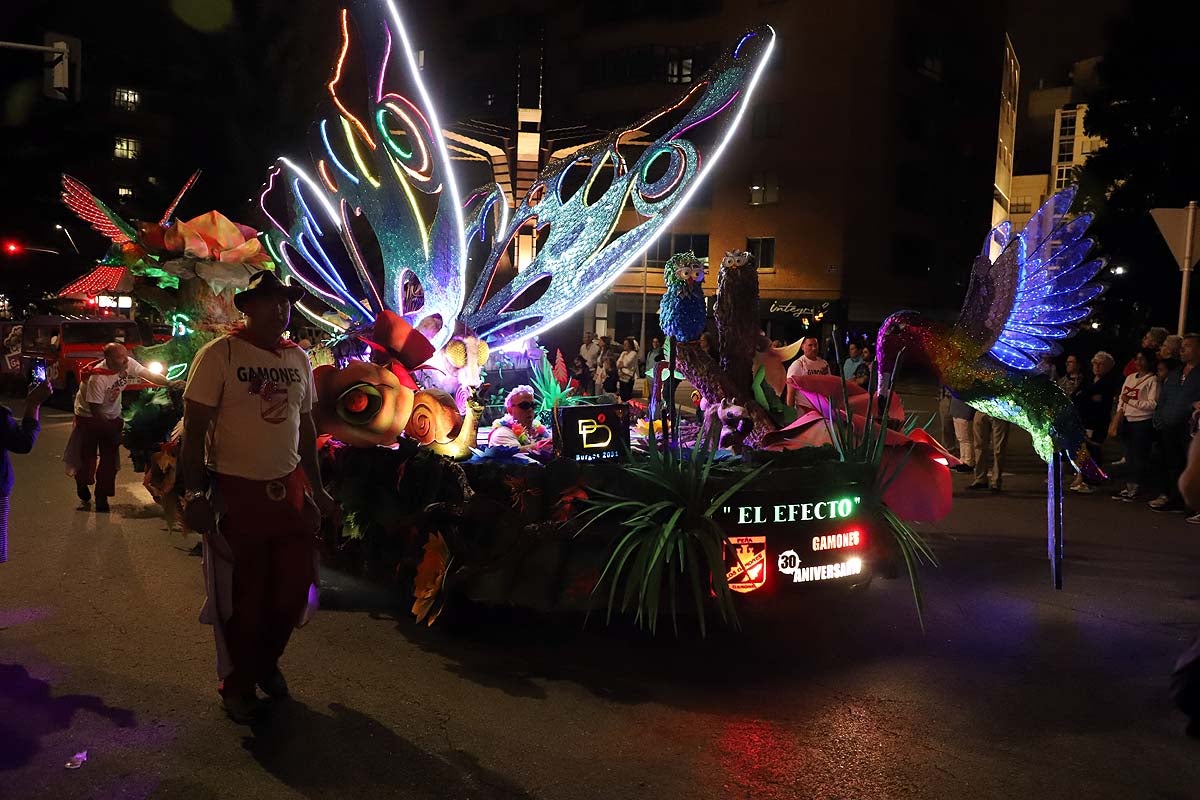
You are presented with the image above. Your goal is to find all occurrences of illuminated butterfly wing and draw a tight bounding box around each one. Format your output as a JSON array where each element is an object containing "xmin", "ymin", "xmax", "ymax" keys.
[
  {"xmin": 459, "ymin": 27, "xmax": 777, "ymax": 346},
  {"xmin": 954, "ymin": 187, "xmax": 1106, "ymax": 371},
  {"xmin": 61, "ymin": 175, "xmax": 140, "ymax": 245},
  {"xmin": 260, "ymin": 0, "xmax": 465, "ymax": 346}
]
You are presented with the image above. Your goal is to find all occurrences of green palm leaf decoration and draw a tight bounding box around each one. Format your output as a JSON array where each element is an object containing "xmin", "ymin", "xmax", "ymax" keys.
[{"xmin": 578, "ymin": 425, "xmax": 769, "ymax": 636}]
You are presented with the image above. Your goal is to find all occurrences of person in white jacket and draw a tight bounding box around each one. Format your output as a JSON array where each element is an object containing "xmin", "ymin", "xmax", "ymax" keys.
[{"xmin": 1111, "ymin": 347, "xmax": 1161, "ymax": 501}]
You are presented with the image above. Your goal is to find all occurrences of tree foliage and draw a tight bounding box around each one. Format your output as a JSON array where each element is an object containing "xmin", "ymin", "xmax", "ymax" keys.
[{"xmin": 1075, "ymin": 5, "xmax": 1200, "ymax": 331}]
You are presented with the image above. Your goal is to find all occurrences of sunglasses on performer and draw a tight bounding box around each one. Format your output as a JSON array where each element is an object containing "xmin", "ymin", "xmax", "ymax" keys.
[{"xmin": 515, "ymin": 401, "xmax": 536, "ymax": 410}]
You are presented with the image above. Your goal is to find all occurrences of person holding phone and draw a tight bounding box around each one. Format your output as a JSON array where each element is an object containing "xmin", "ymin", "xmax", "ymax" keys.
[{"xmin": 0, "ymin": 380, "xmax": 52, "ymax": 563}]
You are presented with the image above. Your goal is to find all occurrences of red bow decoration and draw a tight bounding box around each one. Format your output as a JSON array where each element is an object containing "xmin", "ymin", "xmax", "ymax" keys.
[{"xmin": 358, "ymin": 311, "xmax": 435, "ymax": 391}]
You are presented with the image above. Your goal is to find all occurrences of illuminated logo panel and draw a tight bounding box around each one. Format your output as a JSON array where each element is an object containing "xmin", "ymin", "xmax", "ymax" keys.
[
  {"xmin": 777, "ymin": 550, "xmax": 862, "ymax": 583},
  {"xmin": 811, "ymin": 529, "xmax": 864, "ymax": 552},
  {"xmin": 555, "ymin": 404, "xmax": 628, "ymax": 462},
  {"xmin": 725, "ymin": 536, "xmax": 767, "ymax": 594},
  {"xmin": 721, "ymin": 496, "xmax": 862, "ymax": 526},
  {"xmin": 577, "ymin": 418, "xmax": 613, "ymax": 449}
]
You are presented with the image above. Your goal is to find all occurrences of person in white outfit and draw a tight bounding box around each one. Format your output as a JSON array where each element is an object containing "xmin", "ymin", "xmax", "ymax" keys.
[
  {"xmin": 1110, "ymin": 347, "xmax": 1160, "ymax": 501},
  {"xmin": 949, "ymin": 396, "xmax": 975, "ymax": 472}
]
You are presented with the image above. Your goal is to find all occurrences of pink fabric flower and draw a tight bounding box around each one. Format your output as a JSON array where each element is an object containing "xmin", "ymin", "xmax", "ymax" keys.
[{"xmin": 762, "ymin": 375, "xmax": 958, "ymax": 522}]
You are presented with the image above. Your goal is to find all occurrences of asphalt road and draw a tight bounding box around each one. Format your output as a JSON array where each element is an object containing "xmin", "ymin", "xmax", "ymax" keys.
[{"xmin": 2, "ymin": 405, "xmax": 1199, "ymax": 800}]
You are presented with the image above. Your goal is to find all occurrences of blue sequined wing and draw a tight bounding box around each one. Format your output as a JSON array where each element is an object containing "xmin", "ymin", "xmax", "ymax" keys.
[
  {"xmin": 957, "ymin": 188, "xmax": 1105, "ymax": 371},
  {"xmin": 259, "ymin": 0, "xmax": 466, "ymax": 347},
  {"xmin": 458, "ymin": 27, "xmax": 777, "ymax": 346}
]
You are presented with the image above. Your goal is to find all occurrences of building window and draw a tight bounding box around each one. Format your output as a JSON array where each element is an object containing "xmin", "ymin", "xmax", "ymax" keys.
[
  {"xmin": 752, "ymin": 104, "xmax": 782, "ymax": 139},
  {"xmin": 746, "ymin": 237, "xmax": 775, "ymax": 269},
  {"xmin": 486, "ymin": 92, "xmax": 495, "ymax": 107},
  {"xmin": 1058, "ymin": 110, "xmax": 1077, "ymax": 139},
  {"xmin": 749, "ymin": 171, "xmax": 779, "ymax": 205},
  {"xmin": 644, "ymin": 233, "xmax": 709, "ymax": 268},
  {"xmin": 417, "ymin": 49, "xmax": 425, "ymax": 69},
  {"xmin": 113, "ymin": 87, "xmax": 140, "ymax": 111},
  {"xmin": 114, "ymin": 136, "xmax": 141, "ymax": 160},
  {"xmin": 666, "ymin": 50, "xmax": 693, "ymax": 84},
  {"xmin": 1055, "ymin": 164, "xmax": 1073, "ymax": 190},
  {"xmin": 1011, "ymin": 196, "xmax": 1032, "ymax": 214},
  {"xmin": 671, "ymin": 233, "xmax": 709, "ymax": 260},
  {"xmin": 1057, "ymin": 138, "xmax": 1075, "ymax": 164},
  {"xmin": 117, "ymin": 186, "xmax": 133, "ymax": 201},
  {"xmin": 645, "ymin": 236, "xmax": 673, "ymax": 269}
]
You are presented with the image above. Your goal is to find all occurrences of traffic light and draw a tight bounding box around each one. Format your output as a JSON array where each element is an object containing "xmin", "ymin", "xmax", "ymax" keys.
[
  {"xmin": 42, "ymin": 33, "xmax": 81, "ymax": 101},
  {"xmin": 3, "ymin": 242, "xmax": 21, "ymax": 255}
]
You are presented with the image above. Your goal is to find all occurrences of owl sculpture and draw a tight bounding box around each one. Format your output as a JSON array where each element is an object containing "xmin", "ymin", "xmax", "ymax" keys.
[{"xmin": 659, "ymin": 251, "xmax": 708, "ymax": 342}]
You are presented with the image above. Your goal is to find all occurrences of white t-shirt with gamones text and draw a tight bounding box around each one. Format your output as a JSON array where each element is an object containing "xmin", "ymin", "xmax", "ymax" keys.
[{"xmin": 184, "ymin": 335, "xmax": 315, "ymax": 480}]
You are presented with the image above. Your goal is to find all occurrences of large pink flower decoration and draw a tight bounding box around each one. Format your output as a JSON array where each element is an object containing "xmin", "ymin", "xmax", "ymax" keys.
[
  {"xmin": 763, "ymin": 375, "xmax": 958, "ymax": 522},
  {"xmin": 163, "ymin": 211, "xmax": 271, "ymax": 265}
]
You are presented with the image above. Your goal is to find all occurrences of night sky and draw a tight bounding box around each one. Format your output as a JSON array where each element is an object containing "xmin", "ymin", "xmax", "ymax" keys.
[{"xmin": 1007, "ymin": 0, "xmax": 1128, "ymax": 91}]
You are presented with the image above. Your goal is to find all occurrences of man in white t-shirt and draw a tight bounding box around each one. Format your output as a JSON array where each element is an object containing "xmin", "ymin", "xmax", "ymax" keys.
[
  {"xmin": 784, "ymin": 336, "xmax": 831, "ymax": 407},
  {"xmin": 69, "ymin": 343, "xmax": 179, "ymax": 512},
  {"xmin": 179, "ymin": 270, "xmax": 336, "ymax": 724},
  {"xmin": 580, "ymin": 332, "xmax": 600, "ymax": 393}
]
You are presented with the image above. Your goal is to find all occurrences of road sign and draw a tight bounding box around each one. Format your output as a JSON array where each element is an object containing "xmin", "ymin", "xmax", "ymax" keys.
[{"xmin": 1151, "ymin": 204, "xmax": 1200, "ymax": 271}]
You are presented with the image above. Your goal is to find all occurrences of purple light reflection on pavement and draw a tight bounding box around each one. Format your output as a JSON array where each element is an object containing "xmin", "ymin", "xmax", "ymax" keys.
[{"xmin": 0, "ymin": 607, "xmax": 52, "ymax": 628}]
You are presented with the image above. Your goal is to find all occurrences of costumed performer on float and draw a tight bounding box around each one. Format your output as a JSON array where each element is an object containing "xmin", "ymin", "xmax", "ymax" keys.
[
  {"xmin": 488, "ymin": 385, "xmax": 553, "ymax": 455},
  {"xmin": 178, "ymin": 270, "xmax": 338, "ymax": 724}
]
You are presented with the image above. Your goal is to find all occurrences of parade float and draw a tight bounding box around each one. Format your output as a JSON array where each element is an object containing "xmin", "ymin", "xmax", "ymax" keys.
[{"xmin": 60, "ymin": 0, "xmax": 1106, "ymax": 634}]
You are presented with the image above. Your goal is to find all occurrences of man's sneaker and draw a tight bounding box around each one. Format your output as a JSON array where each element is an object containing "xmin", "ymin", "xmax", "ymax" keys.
[
  {"xmin": 1149, "ymin": 495, "xmax": 1171, "ymax": 509},
  {"xmin": 258, "ymin": 669, "xmax": 290, "ymax": 700},
  {"xmin": 95, "ymin": 498, "xmax": 110, "ymax": 513},
  {"xmin": 1073, "ymin": 483, "xmax": 1095, "ymax": 494},
  {"xmin": 967, "ymin": 481, "xmax": 989, "ymax": 490},
  {"xmin": 221, "ymin": 692, "xmax": 262, "ymax": 725},
  {"xmin": 1152, "ymin": 502, "xmax": 1188, "ymax": 514},
  {"xmin": 1111, "ymin": 487, "xmax": 1135, "ymax": 501},
  {"xmin": 1187, "ymin": 513, "xmax": 1200, "ymax": 525}
]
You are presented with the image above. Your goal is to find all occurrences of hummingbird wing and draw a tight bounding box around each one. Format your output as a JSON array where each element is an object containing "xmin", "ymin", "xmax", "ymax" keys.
[
  {"xmin": 159, "ymin": 170, "xmax": 201, "ymax": 227},
  {"xmin": 954, "ymin": 187, "xmax": 1105, "ymax": 371},
  {"xmin": 61, "ymin": 175, "xmax": 140, "ymax": 245}
]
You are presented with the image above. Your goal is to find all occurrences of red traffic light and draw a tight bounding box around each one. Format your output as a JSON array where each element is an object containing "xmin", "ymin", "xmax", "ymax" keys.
[{"xmin": 3, "ymin": 242, "xmax": 21, "ymax": 255}]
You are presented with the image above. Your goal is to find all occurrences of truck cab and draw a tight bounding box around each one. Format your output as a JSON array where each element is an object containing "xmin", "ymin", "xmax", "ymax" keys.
[{"xmin": 21, "ymin": 315, "xmax": 150, "ymax": 401}]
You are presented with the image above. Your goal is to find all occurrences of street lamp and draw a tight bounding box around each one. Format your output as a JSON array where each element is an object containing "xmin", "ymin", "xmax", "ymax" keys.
[{"xmin": 54, "ymin": 224, "xmax": 79, "ymax": 254}]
